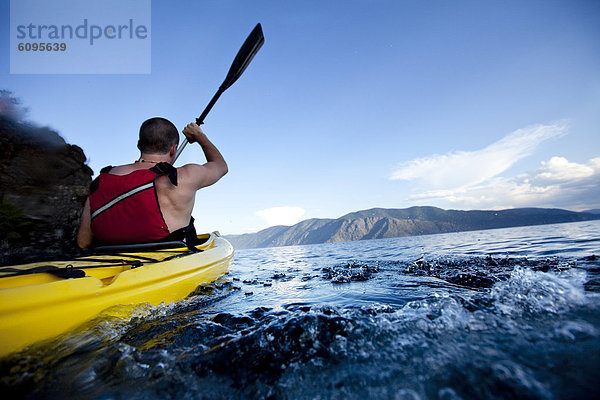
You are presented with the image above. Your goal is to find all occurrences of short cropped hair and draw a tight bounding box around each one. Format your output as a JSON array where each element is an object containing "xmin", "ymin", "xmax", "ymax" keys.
[{"xmin": 137, "ymin": 117, "xmax": 179, "ymax": 154}]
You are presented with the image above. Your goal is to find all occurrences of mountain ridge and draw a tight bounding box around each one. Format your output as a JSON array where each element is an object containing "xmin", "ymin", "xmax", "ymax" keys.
[{"xmin": 226, "ymin": 206, "xmax": 600, "ymax": 249}]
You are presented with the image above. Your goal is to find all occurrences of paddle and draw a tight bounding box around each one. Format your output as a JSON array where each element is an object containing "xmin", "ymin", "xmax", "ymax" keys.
[{"xmin": 173, "ymin": 23, "xmax": 265, "ymax": 163}]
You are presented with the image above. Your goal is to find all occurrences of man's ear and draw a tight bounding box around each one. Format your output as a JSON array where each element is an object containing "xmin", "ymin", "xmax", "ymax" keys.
[{"xmin": 170, "ymin": 143, "xmax": 177, "ymax": 156}]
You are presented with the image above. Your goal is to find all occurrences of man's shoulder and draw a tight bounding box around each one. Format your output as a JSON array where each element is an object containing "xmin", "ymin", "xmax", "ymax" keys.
[
  {"xmin": 176, "ymin": 163, "xmax": 205, "ymax": 174},
  {"xmin": 176, "ymin": 162, "xmax": 203, "ymax": 168},
  {"xmin": 173, "ymin": 163, "xmax": 221, "ymax": 190},
  {"xmin": 174, "ymin": 163, "xmax": 206, "ymax": 183}
]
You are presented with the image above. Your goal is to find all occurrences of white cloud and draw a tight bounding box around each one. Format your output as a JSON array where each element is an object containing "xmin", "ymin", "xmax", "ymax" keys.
[
  {"xmin": 537, "ymin": 156, "xmax": 596, "ymax": 182},
  {"xmin": 255, "ymin": 206, "xmax": 306, "ymax": 228},
  {"xmin": 408, "ymin": 156, "xmax": 600, "ymax": 210},
  {"xmin": 390, "ymin": 123, "xmax": 567, "ymax": 189}
]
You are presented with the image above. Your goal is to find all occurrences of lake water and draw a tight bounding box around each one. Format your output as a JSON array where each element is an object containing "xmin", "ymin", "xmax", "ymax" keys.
[{"xmin": 2, "ymin": 220, "xmax": 600, "ymax": 399}]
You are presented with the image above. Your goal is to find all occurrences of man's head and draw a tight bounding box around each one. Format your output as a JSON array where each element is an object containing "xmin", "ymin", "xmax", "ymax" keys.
[{"xmin": 138, "ymin": 117, "xmax": 179, "ymax": 155}]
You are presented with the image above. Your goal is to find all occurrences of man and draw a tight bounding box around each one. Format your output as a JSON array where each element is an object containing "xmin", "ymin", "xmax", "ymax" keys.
[{"xmin": 77, "ymin": 117, "xmax": 227, "ymax": 248}]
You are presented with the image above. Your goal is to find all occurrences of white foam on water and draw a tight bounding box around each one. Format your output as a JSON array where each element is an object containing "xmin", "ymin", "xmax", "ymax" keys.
[
  {"xmin": 552, "ymin": 320, "xmax": 599, "ymax": 342},
  {"xmin": 490, "ymin": 267, "xmax": 587, "ymax": 317}
]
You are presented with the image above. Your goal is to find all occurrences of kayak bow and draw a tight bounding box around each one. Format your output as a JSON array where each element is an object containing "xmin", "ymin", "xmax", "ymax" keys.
[{"xmin": 0, "ymin": 232, "xmax": 234, "ymax": 357}]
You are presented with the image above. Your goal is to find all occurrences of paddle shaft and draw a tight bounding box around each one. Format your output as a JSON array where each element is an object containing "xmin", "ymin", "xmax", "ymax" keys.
[{"xmin": 173, "ymin": 87, "xmax": 224, "ymax": 162}]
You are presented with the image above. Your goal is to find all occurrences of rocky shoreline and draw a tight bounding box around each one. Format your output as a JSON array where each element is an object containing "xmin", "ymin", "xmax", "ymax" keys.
[{"xmin": 0, "ymin": 115, "xmax": 93, "ymax": 265}]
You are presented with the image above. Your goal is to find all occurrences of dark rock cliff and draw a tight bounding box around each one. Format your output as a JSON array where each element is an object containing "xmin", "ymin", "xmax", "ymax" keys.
[{"xmin": 0, "ymin": 116, "xmax": 93, "ymax": 265}]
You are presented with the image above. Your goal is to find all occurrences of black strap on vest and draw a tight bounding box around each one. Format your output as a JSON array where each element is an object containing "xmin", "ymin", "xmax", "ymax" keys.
[
  {"xmin": 150, "ymin": 162, "xmax": 178, "ymax": 186},
  {"xmin": 163, "ymin": 217, "xmax": 200, "ymax": 252}
]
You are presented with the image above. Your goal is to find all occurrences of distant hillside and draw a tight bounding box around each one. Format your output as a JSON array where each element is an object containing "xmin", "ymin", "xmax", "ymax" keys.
[{"xmin": 226, "ymin": 206, "xmax": 600, "ymax": 249}]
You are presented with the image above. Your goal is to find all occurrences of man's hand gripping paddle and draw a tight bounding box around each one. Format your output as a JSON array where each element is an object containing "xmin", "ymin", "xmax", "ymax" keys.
[{"xmin": 173, "ymin": 23, "xmax": 265, "ymax": 163}]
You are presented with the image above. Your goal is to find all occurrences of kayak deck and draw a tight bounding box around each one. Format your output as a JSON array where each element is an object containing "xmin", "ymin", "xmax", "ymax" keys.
[{"xmin": 0, "ymin": 232, "xmax": 234, "ymax": 357}]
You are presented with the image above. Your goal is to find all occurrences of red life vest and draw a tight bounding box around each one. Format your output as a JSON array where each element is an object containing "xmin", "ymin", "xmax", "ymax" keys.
[{"xmin": 89, "ymin": 164, "xmax": 176, "ymax": 244}]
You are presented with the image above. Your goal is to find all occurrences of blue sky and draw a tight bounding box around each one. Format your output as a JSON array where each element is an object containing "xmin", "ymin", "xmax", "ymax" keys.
[{"xmin": 2, "ymin": 0, "xmax": 599, "ymax": 234}]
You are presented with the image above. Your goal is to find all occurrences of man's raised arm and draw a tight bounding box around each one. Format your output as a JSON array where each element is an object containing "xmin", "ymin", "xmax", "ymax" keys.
[{"xmin": 179, "ymin": 123, "xmax": 228, "ymax": 190}]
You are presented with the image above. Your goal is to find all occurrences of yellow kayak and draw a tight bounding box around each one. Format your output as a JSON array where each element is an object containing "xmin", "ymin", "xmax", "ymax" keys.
[{"xmin": 0, "ymin": 232, "xmax": 234, "ymax": 357}]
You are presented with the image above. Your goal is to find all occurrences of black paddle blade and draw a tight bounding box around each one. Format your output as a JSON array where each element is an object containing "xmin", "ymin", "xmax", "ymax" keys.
[
  {"xmin": 220, "ymin": 23, "xmax": 264, "ymax": 91},
  {"xmin": 177, "ymin": 23, "xmax": 265, "ymax": 162}
]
